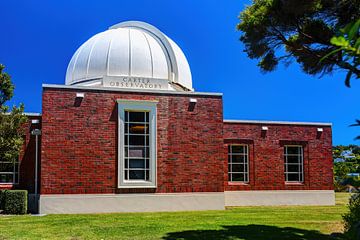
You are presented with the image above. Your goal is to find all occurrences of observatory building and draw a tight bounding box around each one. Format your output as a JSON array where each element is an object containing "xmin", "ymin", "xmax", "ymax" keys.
[{"xmin": 1, "ymin": 21, "xmax": 334, "ymax": 213}]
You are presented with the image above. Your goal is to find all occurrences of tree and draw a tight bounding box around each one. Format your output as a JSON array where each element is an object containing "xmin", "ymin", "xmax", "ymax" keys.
[
  {"xmin": 343, "ymin": 194, "xmax": 360, "ymax": 239},
  {"xmin": 0, "ymin": 65, "xmax": 14, "ymax": 105},
  {"xmin": 0, "ymin": 64, "xmax": 27, "ymax": 165},
  {"xmin": 237, "ymin": 0, "xmax": 360, "ymax": 86},
  {"xmin": 320, "ymin": 19, "xmax": 360, "ymax": 86}
]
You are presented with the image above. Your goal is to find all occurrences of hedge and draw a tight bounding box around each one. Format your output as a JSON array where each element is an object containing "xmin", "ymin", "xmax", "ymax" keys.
[
  {"xmin": 0, "ymin": 190, "xmax": 4, "ymax": 211},
  {"xmin": 0, "ymin": 190, "xmax": 27, "ymax": 214}
]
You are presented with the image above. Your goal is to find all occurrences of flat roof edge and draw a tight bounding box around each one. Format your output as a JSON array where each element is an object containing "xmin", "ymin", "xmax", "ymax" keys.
[
  {"xmin": 24, "ymin": 112, "xmax": 42, "ymax": 116},
  {"xmin": 224, "ymin": 119, "xmax": 332, "ymax": 126},
  {"xmin": 3, "ymin": 112, "xmax": 42, "ymax": 116},
  {"xmin": 42, "ymin": 84, "xmax": 223, "ymax": 97}
]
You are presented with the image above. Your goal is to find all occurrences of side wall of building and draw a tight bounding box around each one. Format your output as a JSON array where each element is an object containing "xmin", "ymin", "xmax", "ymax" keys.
[
  {"xmin": 40, "ymin": 87, "xmax": 224, "ymax": 194},
  {"xmin": 223, "ymin": 122, "xmax": 333, "ymax": 191},
  {"xmin": 0, "ymin": 115, "xmax": 41, "ymax": 194}
]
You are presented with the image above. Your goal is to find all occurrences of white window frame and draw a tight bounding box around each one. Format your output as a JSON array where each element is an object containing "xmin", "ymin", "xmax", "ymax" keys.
[
  {"xmin": 117, "ymin": 99, "xmax": 157, "ymax": 188},
  {"xmin": 228, "ymin": 144, "xmax": 249, "ymax": 183},
  {"xmin": 284, "ymin": 145, "xmax": 304, "ymax": 183},
  {"xmin": 0, "ymin": 160, "xmax": 19, "ymax": 185}
]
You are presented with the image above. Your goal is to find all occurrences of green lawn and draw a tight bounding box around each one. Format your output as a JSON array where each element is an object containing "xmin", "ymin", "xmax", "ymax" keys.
[{"xmin": 0, "ymin": 193, "xmax": 353, "ymax": 240}]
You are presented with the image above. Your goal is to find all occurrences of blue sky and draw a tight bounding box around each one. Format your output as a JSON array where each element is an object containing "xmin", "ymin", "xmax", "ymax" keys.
[{"xmin": 1, "ymin": 0, "xmax": 359, "ymax": 145}]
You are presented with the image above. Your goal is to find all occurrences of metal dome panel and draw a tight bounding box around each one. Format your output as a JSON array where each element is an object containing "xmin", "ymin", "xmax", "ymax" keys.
[{"xmin": 65, "ymin": 21, "xmax": 193, "ymax": 91}]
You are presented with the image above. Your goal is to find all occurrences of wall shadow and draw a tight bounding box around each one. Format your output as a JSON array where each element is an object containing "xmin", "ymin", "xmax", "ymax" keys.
[{"xmin": 162, "ymin": 224, "xmax": 344, "ymax": 240}]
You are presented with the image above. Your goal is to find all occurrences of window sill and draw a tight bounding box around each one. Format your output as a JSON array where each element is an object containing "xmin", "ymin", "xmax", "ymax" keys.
[
  {"xmin": 118, "ymin": 181, "xmax": 157, "ymax": 189},
  {"xmin": 285, "ymin": 182, "xmax": 304, "ymax": 185},
  {"xmin": 228, "ymin": 182, "xmax": 250, "ymax": 186},
  {"xmin": 0, "ymin": 183, "xmax": 17, "ymax": 189}
]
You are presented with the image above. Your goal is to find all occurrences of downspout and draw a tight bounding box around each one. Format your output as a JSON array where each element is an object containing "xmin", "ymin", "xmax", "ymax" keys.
[{"xmin": 31, "ymin": 128, "xmax": 41, "ymax": 211}]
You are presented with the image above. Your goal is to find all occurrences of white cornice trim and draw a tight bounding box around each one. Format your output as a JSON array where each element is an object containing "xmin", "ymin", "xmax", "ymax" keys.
[
  {"xmin": 224, "ymin": 119, "xmax": 332, "ymax": 126},
  {"xmin": 42, "ymin": 84, "xmax": 222, "ymax": 97},
  {"xmin": 3, "ymin": 112, "xmax": 42, "ymax": 116},
  {"xmin": 24, "ymin": 112, "xmax": 42, "ymax": 116}
]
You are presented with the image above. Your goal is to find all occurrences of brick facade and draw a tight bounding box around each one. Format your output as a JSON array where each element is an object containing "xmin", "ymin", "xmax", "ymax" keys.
[
  {"xmin": 223, "ymin": 122, "xmax": 333, "ymax": 191},
  {"xmin": 40, "ymin": 87, "xmax": 224, "ymax": 194},
  {"xmin": 3, "ymin": 86, "xmax": 334, "ymax": 195}
]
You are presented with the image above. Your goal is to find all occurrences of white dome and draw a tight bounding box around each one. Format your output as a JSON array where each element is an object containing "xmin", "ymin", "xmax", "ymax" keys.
[{"xmin": 65, "ymin": 21, "xmax": 193, "ymax": 91}]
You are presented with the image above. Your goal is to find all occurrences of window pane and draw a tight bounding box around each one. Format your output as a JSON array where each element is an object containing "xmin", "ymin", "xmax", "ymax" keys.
[
  {"xmin": 125, "ymin": 159, "xmax": 128, "ymax": 168},
  {"xmin": 126, "ymin": 123, "xmax": 148, "ymax": 134},
  {"xmin": 232, "ymin": 164, "xmax": 244, "ymax": 173},
  {"xmin": 128, "ymin": 112, "xmax": 145, "ymax": 122},
  {"xmin": 287, "ymin": 146, "xmax": 301, "ymax": 155},
  {"xmin": 0, "ymin": 163, "xmax": 14, "ymax": 172},
  {"xmin": 287, "ymin": 164, "xmax": 300, "ymax": 173},
  {"xmin": 126, "ymin": 147, "xmax": 149, "ymax": 158},
  {"xmin": 129, "ymin": 159, "xmax": 145, "ymax": 168},
  {"xmin": 15, "ymin": 173, "xmax": 19, "ymax": 184},
  {"xmin": 232, "ymin": 155, "xmax": 246, "ymax": 163},
  {"xmin": 232, "ymin": 173, "xmax": 244, "ymax": 182},
  {"xmin": 145, "ymin": 170, "xmax": 150, "ymax": 181},
  {"xmin": 287, "ymin": 173, "xmax": 300, "ymax": 182},
  {"xmin": 125, "ymin": 111, "xmax": 129, "ymax": 122},
  {"xmin": 286, "ymin": 155, "xmax": 300, "ymax": 164},
  {"xmin": 232, "ymin": 146, "xmax": 246, "ymax": 154},
  {"xmin": 129, "ymin": 135, "xmax": 146, "ymax": 145},
  {"xmin": 0, "ymin": 174, "xmax": 13, "ymax": 183},
  {"xmin": 129, "ymin": 170, "xmax": 145, "ymax": 180}
]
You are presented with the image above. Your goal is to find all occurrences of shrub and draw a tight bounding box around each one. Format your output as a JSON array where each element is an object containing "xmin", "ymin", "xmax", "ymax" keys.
[
  {"xmin": 2, "ymin": 190, "xmax": 27, "ymax": 214},
  {"xmin": 0, "ymin": 190, "xmax": 4, "ymax": 210},
  {"xmin": 343, "ymin": 193, "xmax": 360, "ymax": 239}
]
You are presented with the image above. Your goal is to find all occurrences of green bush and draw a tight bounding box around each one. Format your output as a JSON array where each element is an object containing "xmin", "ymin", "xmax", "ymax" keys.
[
  {"xmin": 2, "ymin": 190, "xmax": 27, "ymax": 214},
  {"xmin": 343, "ymin": 193, "xmax": 360, "ymax": 239},
  {"xmin": 0, "ymin": 190, "xmax": 4, "ymax": 210}
]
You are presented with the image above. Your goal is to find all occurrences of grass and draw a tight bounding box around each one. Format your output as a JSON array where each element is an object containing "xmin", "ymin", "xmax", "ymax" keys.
[{"xmin": 0, "ymin": 193, "xmax": 353, "ymax": 240}]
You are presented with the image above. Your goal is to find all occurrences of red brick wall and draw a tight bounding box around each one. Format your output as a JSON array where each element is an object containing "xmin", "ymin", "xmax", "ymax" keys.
[
  {"xmin": 40, "ymin": 87, "xmax": 224, "ymax": 194},
  {"xmin": 0, "ymin": 115, "xmax": 41, "ymax": 193},
  {"xmin": 223, "ymin": 122, "xmax": 333, "ymax": 191},
  {"xmin": 19, "ymin": 116, "xmax": 42, "ymax": 193}
]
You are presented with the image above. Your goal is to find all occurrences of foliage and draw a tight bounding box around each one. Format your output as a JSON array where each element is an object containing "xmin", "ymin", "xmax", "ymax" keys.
[
  {"xmin": 351, "ymin": 120, "xmax": 360, "ymax": 140},
  {"xmin": 0, "ymin": 64, "xmax": 27, "ymax": 164},
  {"xmin": 2, "ymin": 190, "xmax": 27, "ymax": 215},
  {"xmin": 321, "ymin": 19, "xmax": 360, "ymax": 87},
  {"xmin": 333, "ymin": 145, "xmax": 360, "ymax": 159},
  {"xmin": 343, "ymin": 193, "xmax": 360, "ymax": 239},
  {"xmin": 237, "ymin": 0, "xmax": 360, "ymax": 85},
  {"xmin": 0, "ymin": 190, "xmax": 4, "ymax": 211},
  {"xmin": 0, "ymin": 65, "xmax": 14, "ymax": 106},
  {"xmin": 334, "ymin": 162, "xmax": 352, "ymax": 180},
  {"xmin": 333, "ymin": 145, "xmax": 360, "ymax": 192}
]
